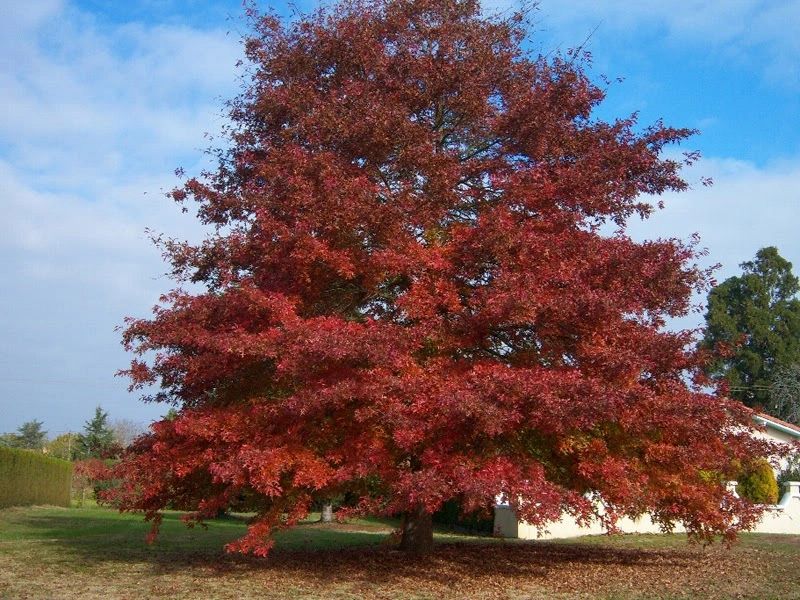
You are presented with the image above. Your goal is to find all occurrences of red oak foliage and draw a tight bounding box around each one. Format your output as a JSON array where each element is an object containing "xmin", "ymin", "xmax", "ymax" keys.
[
  {"xmin": 74, "ymin": 458, "xmax": 113, "ymax": 504},
  {"xmin": 74, "ymin": 458, "xmax": 112, "ymax": 483},
  {"xmin": 109, "ymin": 0, "xmax": 782, "ymax": 555}
]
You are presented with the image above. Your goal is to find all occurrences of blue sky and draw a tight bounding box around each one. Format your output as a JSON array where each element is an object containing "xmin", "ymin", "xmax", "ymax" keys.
[{"xmin": 1, "ymin": 0, "xmax": 799, "ymax": 435}]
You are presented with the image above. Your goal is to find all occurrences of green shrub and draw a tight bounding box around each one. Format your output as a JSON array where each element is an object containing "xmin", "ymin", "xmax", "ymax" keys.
[
  {"xmin": 737, "ymin": 458, "xmax": 780, "ymax": 504},
  {"xmin": 432, "ymin": 499, "xmax": 494, "ymax": 535},
  {"xmin": 0, "ymin": 446, "xmax": 72, "ymax": 508}
]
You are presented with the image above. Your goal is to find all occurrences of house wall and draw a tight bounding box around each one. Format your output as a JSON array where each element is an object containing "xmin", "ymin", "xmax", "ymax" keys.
[
  {"xmin": 495, "ymin": 481, "xmax": 800, "ymax": 539},
  {"xmin": 750, "ymin": 481, "xmax": 800, "ymax": 534},
  {"xmin": 752, "ymin": 424, "xmax": 799, "ymax": 473},
  {"xmin": 762, "ymin": 428, "xmax": 798, "ymax": 444},
  {"xmin": 495, "ymin": 415, "xmax": 800, "ymax": 539}
]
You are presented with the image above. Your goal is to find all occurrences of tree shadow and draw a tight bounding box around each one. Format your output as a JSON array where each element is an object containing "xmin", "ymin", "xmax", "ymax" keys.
[
  {"xmin": 10, "ymin": 508, "xmax": 715, "ymax": 591},
  {"xmin": 250, "ymin": 539, "xmax": 707, "ymax": 589}
]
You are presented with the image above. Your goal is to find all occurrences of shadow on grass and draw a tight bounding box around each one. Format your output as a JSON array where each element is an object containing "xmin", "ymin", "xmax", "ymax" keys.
[
  {"xmin": 3, "ymin": 506, "xmax": 715, "ymax": 590},
  {"xmin": 253, "ymin": 540, "xmax": 709, "ymax": 590}
]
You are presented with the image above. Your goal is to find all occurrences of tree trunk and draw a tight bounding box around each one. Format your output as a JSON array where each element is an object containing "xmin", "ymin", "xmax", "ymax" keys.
[
  {"xmin": 399, "ymin": 505, "xmax": 434, "ymax": 554},
  {"xmin": 321, "ymin": 502, "xmax": 334, "ymax": 523}
]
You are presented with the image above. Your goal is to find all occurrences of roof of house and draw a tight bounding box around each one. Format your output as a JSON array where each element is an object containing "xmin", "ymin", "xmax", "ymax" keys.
[{"xmin": 754, "ymin": 412, "xmax": 800, "ymax": 438}]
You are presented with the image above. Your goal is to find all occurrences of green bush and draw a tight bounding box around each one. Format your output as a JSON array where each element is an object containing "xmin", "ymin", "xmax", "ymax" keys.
[
  {"xmin": 432, "ymin": 499, "xmax": 494, "ymax": 535},
  {"xmin": 0, "ymin": 446, "xmax": 72, "ymax": 508},
  {"xmin": 737, "ymin": 458, "xmax": 780, "ymax": 504}
]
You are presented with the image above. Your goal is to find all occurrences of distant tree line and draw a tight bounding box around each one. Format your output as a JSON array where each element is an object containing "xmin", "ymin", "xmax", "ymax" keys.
[{"xmin": 0, "ymin": 406, "xmax": 147, "ymax": 460}]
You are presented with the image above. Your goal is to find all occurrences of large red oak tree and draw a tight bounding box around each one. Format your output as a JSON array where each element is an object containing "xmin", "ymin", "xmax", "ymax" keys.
[{"xmin": 111, "ymin": 0, "xmax": 780, "ymax": 555}]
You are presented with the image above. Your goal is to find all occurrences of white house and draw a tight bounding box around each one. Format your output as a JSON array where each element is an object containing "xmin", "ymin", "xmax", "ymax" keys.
[
  {"xmin": 753, "ymin": 412, "xmax": 800, "ymax": 473},
  {"xmin": 495, "ymin": 412, "xmax": 800, "ymax": 539}
]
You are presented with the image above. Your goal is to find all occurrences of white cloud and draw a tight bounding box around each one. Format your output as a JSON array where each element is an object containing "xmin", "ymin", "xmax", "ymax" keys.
[
  {"xmin": 0, "ymin": 1, "xmax": 241, "ymax": 197},
  {"xmin": 625, "ymin": 155, "xmax": 800, "ymax": 329},
  {"xmin": 2, "ymin": 0, "xmax": 65, "ymax": 33},
  {"xmin": 526, "ymin": 0, "xmax": 800, "ymax": 86},
  {"xmin": 0, "ymin": 2, "xmax": 236, "ymax": 432},
  {"xmin": 0, "ymin": 154, "xmax": 206, "ymax": 432}
]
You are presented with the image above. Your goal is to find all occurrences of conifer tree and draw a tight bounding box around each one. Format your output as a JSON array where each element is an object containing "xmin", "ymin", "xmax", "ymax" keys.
[
  {"xmin": 14, "ymin": 420, "xmax": 47, "ymax": 450},
  {"xmin": 702, "ymin": 247, "xmax": 800, "ymax": 411},
  {"xmin": 78, "ymin": 406, "xmax": 116, "ymax": 459}
]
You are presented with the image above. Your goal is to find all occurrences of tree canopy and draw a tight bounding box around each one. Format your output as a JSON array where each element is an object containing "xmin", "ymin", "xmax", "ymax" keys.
[
  {"xmin": 5, "ymin": 420, "xmax": 48, "ymax": 450},
  {"xmin": 110, "ymin": 0, "xmax": 778, "ymax": 555},
  {"xmin": 46, "ymin": 433, "xmax": 79, "ymax": 461},
  {"xmin": 110, "ymin": 419, "xmax": 146, "ymax": 449},
  {"xmin": 701, "ymin": 247, "xmax": 800, "ymax": 415}
]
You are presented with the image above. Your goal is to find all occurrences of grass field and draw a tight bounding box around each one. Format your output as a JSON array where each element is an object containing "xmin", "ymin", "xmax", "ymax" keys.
[{"xmin": 1, "ymin": 503, "xmax": 798, "ymax": 599}]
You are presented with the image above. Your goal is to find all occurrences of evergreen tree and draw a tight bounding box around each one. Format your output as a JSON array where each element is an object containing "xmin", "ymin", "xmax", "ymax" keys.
[
  {"xmin": 77, "ymin": 406, "xmax": 116, "ymax": 458},
  {"xmin": 702, "ymin": 247, "xmax": 800, "ymax": 409},
  {"xmin": 13, "ymin": 420, "xmax": 47, "ymax": 450},
  {"xmin": 0, "ymin": 419, "xmax": 47, "ymax": 450}
]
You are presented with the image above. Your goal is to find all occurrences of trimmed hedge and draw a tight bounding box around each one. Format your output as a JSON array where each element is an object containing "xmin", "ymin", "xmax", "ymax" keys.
[{"xmin": 0, "ymin": 446, "xmax": 72, "ymax": 508}]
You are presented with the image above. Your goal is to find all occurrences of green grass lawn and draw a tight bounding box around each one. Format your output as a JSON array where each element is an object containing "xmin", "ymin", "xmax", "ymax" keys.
[
  {"xmin": 1, "ymin": 503, "xmax": 798, "ymax": 599},
  {"xmin": 0, "ymin": 502, "xmax": 393, "ymax": 556}
]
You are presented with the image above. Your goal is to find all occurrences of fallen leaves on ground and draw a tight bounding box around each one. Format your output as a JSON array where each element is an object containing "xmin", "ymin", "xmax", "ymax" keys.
[{"xmin": 5, "ymin": 536, "xmax": 793, "ymax": 599}]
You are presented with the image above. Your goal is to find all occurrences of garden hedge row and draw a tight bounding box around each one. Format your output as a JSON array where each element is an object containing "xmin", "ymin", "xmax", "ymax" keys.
[{"xmin": 0, "ymin": 446, "xmax": 72, "ymax": 508}]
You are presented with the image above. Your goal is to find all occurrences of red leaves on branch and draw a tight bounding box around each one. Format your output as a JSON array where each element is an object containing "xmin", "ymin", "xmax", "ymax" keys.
[
  {"xmin": 74, "ymin": 458, "xmax": 111, "ymax": 483},
  {"xmin": 110, "ymin": 0, "xmax": 784, "ymax": 554}
]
